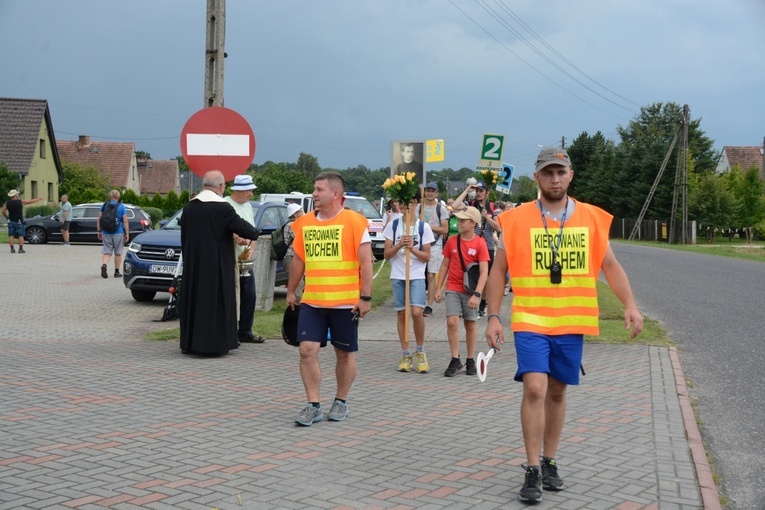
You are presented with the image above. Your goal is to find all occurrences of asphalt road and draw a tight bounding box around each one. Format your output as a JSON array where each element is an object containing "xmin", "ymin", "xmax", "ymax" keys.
[{"xmin": 611, "ymin": 243, "xmax": 765, "ymax": 510}]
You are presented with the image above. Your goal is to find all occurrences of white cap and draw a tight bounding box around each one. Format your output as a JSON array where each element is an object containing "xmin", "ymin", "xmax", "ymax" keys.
[{"xmin": 287, "ymin": 203, "xmax": 302, "ymax": 218}]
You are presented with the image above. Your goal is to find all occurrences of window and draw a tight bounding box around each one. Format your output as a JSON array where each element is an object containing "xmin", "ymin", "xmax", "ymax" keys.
[
  {"xmin": 40, "ymin": 139, "xmax": 46, "ymax": 159},
  {"xmin": 48, "ymin": 183, "xmax": 53, "ymax": 202},
  {"xmin": 31, "ymin": 181, "xmax": 38, "ymax": 198}
]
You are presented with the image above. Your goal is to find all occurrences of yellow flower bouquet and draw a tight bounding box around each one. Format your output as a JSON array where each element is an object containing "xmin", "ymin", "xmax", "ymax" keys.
[
  {"xmin": 478, "ymin": 169, "xmax": 499, "ymax": 190},
  {"xmin": 382, "ymin": 172, "xmax": 420, "ymax": 206}
]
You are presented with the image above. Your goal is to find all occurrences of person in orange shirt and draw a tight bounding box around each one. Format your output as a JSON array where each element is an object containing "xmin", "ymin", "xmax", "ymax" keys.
[
  {"xmin": 286, "ymin": 172, "xmax": 373, "ymax": 427},
  {"xmin": 484, "ymin": 147, "xmax": 643, "ymax": 503}
]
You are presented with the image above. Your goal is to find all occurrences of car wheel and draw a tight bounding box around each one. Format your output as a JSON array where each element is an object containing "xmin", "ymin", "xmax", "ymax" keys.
[
  {"xmin": 26, "ymin": 226, "xmax": 47, "ymax": 244},
  {"xmin": 131, "ymin": 289, "xmax": 157, "ymax": 302}
]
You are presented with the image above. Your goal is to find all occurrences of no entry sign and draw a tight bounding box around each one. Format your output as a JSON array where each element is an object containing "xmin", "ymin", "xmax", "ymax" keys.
[{"xmin": 180, "ymin": 106, "xmax": 256, "ymax": 181}]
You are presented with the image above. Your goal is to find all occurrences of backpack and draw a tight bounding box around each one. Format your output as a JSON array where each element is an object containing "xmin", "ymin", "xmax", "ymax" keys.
[
  {"xmin": 417, "ymin": 203, "xmax": 446, "ymax": 242},
  {"xmin": 447, "ymin": 215, "xmax": 459, "ymax": 239},
  {"xmin": 270, "ymin": 221, "xmax": 293, "ymax": 261},
  {"xmin": 392, "ymin": 218, "xmax": 425, "ymax": 250},
  {"xmin": 100, "ymin": 202, "xmax": 119, "ymax": 233}
]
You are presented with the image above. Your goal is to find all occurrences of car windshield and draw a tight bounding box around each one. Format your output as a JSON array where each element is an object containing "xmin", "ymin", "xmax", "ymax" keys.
[
  {"xmin": 345, "ymin": 197, "xmax": 382, "ymax": 219},
  {"xmin": 163, "ymin": 209, "xmax": 183, "ymax": 230}
]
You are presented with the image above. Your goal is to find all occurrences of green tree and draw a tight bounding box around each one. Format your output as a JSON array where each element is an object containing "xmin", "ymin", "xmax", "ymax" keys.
[
  {"xmin": 59, "ymin": 161, "xmax": 110, "ymax": 204},
  {"xmin": 613, "ymin": 102, "xmax": 717, "ymax": 219},
  {"xmin": 513, "ymin": 175, "xmax": 537, "ymax": 203},
  {"xmin": 122, "ymin": 189, "xmax": 140, "ymax": 205},
  {"xmin": 175, "ymin": 156, "xmax": 189, "ymax": 172},
  {"xmin": 296, "ymin": 152, "xmax": 322, "ymax": 183},
  {"xmin": 0, "ymin": 161, "xmax": 21, "ymax": 206},
  {"xmin": 179, "ymin": 190, "xmax": 190, "ymax": 205},
  {"xmin": 252, "ymin": 162, "xmax": 312, "ymax": 194},
  {"xmin": 135, "ymin": 150, "xmax": 151, "ymax": 159},
  {"xmin": 567, "ymin": 131, "xmax": 617, "ymax": 212},
  {"xmin": 727, "ymin": 165, "xmax": 765, "ymax": 242},
  {"xmin": 150, "ymin": 193, "xmax": 165, "ymax": 211},
  {"xmin": 688, "ymin": 171, "xmax": 736, "ymax": 243},
  {"xmin": 163, "ymin": 190, "xmax": 182, "ymax": 217}
]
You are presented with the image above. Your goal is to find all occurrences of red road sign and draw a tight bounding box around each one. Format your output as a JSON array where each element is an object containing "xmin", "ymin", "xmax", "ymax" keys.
[{"xmin": 180, "ymin": 106, "xmax": 256, "ymax": 181}]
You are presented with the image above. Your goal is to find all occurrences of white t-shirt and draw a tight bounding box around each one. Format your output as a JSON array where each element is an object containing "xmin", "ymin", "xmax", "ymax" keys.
[{"xmin": 382, "ymin": 218, "xmax": 434, "ymax": 280}]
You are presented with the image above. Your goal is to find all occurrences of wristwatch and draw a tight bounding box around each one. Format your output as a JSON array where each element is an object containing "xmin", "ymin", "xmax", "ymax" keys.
[
  {"xmin": 472, "ymin": 291, "xmax": 481, "ymax": 298},
  {"xmin": 360, "ymin": 295, "xmax": 372, "ymax": 302}
]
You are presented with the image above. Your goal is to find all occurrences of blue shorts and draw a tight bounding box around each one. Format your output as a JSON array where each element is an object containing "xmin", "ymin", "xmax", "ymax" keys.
[
  {"xmin": 391, "ymin": 278, "xmax": 426, "ymax": 311},
  {"xmin": 8, "ymin": 221, "xmax": 25, "ymax": 237},
  {"xmin": 297, "ymin": 304, "xmax": 359, "ymax": 352},
  {"xmin": 513, "ymin": 332, "xmax": 584, "ymax": 385}
]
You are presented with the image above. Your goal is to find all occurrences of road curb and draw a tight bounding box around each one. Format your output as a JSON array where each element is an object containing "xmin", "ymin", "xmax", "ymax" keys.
[{"xmin": 670, "ymin": 346, "xmax": 722, "ymax": 510}]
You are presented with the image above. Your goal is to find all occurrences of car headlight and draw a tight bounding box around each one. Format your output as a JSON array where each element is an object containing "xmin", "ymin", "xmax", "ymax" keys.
[{"xmin": 128, "ymin": 241, "xmax": 142, "ymax": 253}]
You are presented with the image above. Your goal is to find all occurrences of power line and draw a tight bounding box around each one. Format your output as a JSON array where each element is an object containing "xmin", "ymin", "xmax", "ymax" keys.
[
  {"xmin": 492, "ymin": 0, "xmax": 641, "ymax": 109},
  {"xmin": 448, "ymin": 0, "xmax": 633, "ymax": 121}
]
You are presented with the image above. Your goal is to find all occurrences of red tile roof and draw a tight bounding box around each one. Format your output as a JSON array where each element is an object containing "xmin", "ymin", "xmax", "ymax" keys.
[
  {"xmin": 56, "ymin": 136, "xmax": 135, "ymax": 188},
  {"xmin": 138, "ymin": 159, "xmax": 180, "ymax": 195},
  {"xmin": 722, "ymin": 146, "xmax": 764, "ymax": 179}
]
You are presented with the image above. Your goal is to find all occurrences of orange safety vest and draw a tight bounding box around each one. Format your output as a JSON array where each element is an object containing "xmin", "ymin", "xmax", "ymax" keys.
[
  {"xmin": 293, "ymin": 209, "xmax": 368, "ymax": 307},
  {"xmin": 498, "ymin": 199, "xmax": 612, "ymax": 336}
]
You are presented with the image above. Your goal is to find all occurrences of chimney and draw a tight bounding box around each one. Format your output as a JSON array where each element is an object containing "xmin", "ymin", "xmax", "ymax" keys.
[{"xmin": 78, "ymin": 135, "xmax": 91, "ymax": 148}]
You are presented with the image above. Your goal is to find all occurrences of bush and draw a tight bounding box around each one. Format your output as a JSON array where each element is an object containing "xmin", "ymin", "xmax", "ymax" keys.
[
  {"xmin": 25, "ymin": 205, "xmax": 57, "ymax": 219},
  {"xmin": 142, "ymin": 207, "xmax": 163, "ymax": 228}
]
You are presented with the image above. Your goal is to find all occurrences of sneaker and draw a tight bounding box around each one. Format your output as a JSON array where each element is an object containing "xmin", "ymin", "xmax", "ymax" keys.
[
  {"xmin": 465, "ymin": 358, "xmax": 477, "ymax": 376},
  {"xmin": 10, "ymin": 247, "xmax": 15, "ymax": 253},
  {"xmin": 504, "ymin": 284, "xmax": 510, "ymax": 295},
  {"xmin": 398, "ymin": 355, "xmax": 413, "ymax": 372},
  {"xmin": 100, "ymin": 264, "xmax": 108, "ymax": 279},
  {"xmin": 18, "ymin": 247, "xmax": 25, "ymax": 253},
  {"xmin": 519, "ymin": 464, "xmax": 542, "ymax": 502},
  {"xmin": 415, "ymin": 352, "xmax": 429, "ymax": 373},
  {"xmin": 327, "ymin": 400, "xmax": 349, "ymax": 421},
  {"xmin": 295, "ymin": 404, "xmax": 323, "ymax": 426},
  {"xmin": 541, "ymin": 457, "xmax": 564, "ymax": 490},
  {"xmin": 478, "ymin": 308, "xmax": 486, "ymax": 317},
  {"xmin": 423, "ymin": 306, "xmax": 433, "ymax": 317},
  {"xmin": 114, "ymin": 271, "xmax": 122, "ymax": 278},
  {"xmin": 444, "ymin": 357, "xmax": 463, "ymax": 377}
]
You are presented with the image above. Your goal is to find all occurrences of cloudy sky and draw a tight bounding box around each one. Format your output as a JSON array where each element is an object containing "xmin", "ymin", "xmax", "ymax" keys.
[{"xmin": 2, "ymin": 0, "xmax": 764, "ymax": 178}]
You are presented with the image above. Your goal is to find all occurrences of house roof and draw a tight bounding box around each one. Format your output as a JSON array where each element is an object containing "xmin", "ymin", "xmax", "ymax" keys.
[
  {"xmin": 56, "ymin": 136, "xmax": 135, "ymax": 188},
  {"xmin": 722, "ymin": 146, "xmax": 764, "ymax": 177},
  {"xmin": 0, "ymin": 97, "xmax": 64, "ymax": 179},
  {"xmin": 138, "ymin": 159, "xmax": 180, "ymax": 195}
]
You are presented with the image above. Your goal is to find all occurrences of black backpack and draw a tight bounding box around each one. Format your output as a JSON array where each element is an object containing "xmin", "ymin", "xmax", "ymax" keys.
[
  {"xmin": 100, "ymin": 203, "xmax": 119, "ymax": 233},
  {"xmin": 270, "ymin": 221, "xmax": 293, "ymax": 261}
]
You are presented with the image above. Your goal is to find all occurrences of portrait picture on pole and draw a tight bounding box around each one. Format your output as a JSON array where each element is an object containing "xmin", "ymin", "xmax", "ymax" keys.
[{"xmin": 391, "ymin": 141, "xmax": 425, "ymax": 184}]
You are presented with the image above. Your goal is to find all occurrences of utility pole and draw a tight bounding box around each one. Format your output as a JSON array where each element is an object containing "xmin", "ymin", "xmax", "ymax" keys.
[
  {"xmin": 561, "ymin": 136, "xmax": 566, "ymax": 149},
  {"xmin": 629, "ymin": 105, "xmax": 690, "ymax": 243},
  {"xmin": 204, "ymin": 0, "xmax": 226, "ymax": 107}
]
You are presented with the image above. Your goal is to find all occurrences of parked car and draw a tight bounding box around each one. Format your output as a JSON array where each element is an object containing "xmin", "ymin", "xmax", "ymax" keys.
[
  {"xmin": 24, "ymin": 203, "xmax": 152, "ymax": 244},
  {"xmin": 123, "ymin": 201, "xmax": 290, "ymax": 302}
]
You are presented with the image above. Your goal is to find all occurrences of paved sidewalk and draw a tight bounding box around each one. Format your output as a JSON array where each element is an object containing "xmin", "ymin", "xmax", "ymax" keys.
[{"xmin": 1, "ymin": 245, "xmax": 716, "ymax": 508}]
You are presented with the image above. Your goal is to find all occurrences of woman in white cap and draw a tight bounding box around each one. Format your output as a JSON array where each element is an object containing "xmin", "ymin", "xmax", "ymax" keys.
[{"xmin": 283, "ymin": 202, "xmax": 305, "ymax": 300}]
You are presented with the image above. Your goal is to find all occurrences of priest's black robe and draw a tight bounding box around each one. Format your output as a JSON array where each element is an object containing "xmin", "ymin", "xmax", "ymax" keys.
[{"xmin": 180, "ymin": 195, "xmax": 259, "ymax": 355}]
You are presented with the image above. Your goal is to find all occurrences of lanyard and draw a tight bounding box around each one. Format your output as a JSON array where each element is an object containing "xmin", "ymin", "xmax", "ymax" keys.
[{"xmin": 538, "ymin": 197, "xmax": 569, "ymax": 261}]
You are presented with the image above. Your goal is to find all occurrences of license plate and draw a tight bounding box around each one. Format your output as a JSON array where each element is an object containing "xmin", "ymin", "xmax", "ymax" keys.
[{"xmin": 150, "ymin": 264, "xmax": 178, "ymax": 275}]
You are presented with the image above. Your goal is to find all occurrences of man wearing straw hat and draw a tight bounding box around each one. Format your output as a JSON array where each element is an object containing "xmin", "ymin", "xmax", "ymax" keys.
[{"xmin": 225, "ymin": 174, "xmax": 264, "ymax": 344}]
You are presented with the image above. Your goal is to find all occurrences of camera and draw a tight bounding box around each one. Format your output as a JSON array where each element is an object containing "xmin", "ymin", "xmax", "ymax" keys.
[{"xmin": 550, "ymin": 261, "xmax": 562, "ymax": 284}]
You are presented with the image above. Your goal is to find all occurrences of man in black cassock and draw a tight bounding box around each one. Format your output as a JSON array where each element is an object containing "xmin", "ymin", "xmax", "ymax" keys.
[{"xmin": 180, "ymin": 170, "xmax": 260, "ymax": 355}]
